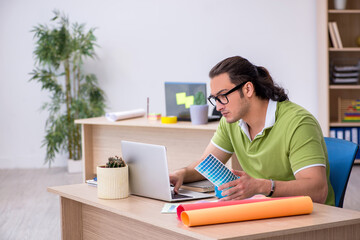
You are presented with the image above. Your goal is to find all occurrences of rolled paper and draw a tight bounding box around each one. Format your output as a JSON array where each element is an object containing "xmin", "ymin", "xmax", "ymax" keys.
[
  {"xmin": 161, "ymin": 116, "xmax": 177, "ymax": 124},
  {"xmin": 176, "ymin": 197, "xmax": 291, "ymax": 220},
  {"xmin": 181, "ymin": 196, "xmax": 313, "ymax": 227},
  {"xmin": 105, "ymin": 109, "xmax": 145, "ymax": 122}
]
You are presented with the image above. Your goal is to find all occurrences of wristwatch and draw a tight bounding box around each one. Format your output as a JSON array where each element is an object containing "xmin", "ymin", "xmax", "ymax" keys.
[{"xmin": 267, "ymin": 179, "xmax": 275, "ymax": 197}]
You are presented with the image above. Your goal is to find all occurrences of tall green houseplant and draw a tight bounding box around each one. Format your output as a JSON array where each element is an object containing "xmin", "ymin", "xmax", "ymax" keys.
[{"xmin": 30, "ymin": 10, "xmax": 106, "ymax": 166}]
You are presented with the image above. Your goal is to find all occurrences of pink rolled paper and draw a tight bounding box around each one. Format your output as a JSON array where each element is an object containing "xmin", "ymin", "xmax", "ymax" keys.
[{"xmin": 176, "ymin": 197, "xmax": 291, "ymax": 220}]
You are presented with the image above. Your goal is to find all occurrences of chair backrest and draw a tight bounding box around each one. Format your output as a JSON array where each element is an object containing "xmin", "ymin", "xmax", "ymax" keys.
[{"xmin": 325, "ymin": 137, "xmax": 358, "ymax": 208}]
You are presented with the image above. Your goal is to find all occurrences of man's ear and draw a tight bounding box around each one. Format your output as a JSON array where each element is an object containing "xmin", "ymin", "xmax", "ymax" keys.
[{"xmin": 243, "ymin": 82, "xmax": 255, "ymax": 97}]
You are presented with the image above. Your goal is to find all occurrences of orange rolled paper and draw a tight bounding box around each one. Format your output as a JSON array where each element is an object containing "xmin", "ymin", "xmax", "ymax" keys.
[
  {"xmin": 176, "ymin": 197, "xmax": 292, "ymax": 220},
  {"xmin": 181, "ymin": 196, "xmax": 313, "ymax": 227}
]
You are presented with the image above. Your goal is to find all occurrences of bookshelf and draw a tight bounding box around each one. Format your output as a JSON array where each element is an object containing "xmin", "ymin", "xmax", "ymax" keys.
[
  {"xmin": 328, "ymin": 0, "xmax": 360, "ymax": 126},
  {"xmin": 327, "ymin": 0, "xmax": 360, "ymax": 162}
]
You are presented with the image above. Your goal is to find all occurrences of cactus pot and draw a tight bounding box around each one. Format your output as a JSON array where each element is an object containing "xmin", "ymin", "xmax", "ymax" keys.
[
  {"xmin": 190, "ymin": 104, "xmax": 209, "ymax": 125},
  {"xmin": 97, "ymin": 165, "xmax": 129, "ymax": 199}
]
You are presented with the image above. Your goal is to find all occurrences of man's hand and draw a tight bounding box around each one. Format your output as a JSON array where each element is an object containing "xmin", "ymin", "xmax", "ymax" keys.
[
  {"xmin": 169, "ymin": 168, "xmax": 186, "ymax": 194},
  {"xmin": 217, "ymin": 166, "xmax": 328, "ymax": 204},
  {"xmin": 169, "ymin": 142, "xmax": 232, "ymax": 194},
  {"xmin": 217, "ymin": 170, "xmax": 267, "ymax": 201}
]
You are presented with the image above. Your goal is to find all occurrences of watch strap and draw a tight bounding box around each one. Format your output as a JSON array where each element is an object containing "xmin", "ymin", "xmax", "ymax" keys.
[{"xmin": 267, "ymin": 179, "xmax": 275, "ymax": 197}]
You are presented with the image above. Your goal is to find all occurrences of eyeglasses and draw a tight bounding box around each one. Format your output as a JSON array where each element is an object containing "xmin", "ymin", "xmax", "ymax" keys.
[{"xmin": 207, "ymin": 81, "xmax": 249, "ymax": 106}]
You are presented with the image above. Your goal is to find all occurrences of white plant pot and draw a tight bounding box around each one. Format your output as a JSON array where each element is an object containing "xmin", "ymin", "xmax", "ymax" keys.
[
  {"xmin": 67, "ymin": 159, "xmax": 83, "ymax": 173},
  {"xmin": 97, "ymin": 165, "xmax": 129, "ymax": 199},
  {"xmin": 190, "ymin": 105, "xmax": 209, "ymax": 125}
]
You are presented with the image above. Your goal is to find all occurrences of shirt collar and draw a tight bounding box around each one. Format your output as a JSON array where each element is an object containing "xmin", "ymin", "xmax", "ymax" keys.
[{"xmin": 239, "ymin": 99, "xmax": 277, "ymax": 141}]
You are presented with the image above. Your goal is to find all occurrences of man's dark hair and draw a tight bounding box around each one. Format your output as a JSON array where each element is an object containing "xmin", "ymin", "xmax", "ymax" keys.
[{"xmin": 209, "ymin": 56, "xmax": 288, "ymax": 102}]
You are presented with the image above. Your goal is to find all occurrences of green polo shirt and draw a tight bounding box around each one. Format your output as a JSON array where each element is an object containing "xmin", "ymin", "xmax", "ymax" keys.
[{"xmin": 211, "ymin": 100, "xmax": 335, "ymax": 206}]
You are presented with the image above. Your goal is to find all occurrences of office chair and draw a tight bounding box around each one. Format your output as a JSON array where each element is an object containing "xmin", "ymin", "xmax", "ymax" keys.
[{"xmin": 324, "ymin": 137, "xmax": 359, "ymax": 208}]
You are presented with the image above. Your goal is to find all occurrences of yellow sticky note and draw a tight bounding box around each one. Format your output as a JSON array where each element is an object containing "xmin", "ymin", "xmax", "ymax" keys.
[
  {"xmin": 185, "ymin": 96, "xmax": 194, "ymax": 108},
  {"xmin": 176, "ymin": 92, "xmax": 187, "ymax": 105}
]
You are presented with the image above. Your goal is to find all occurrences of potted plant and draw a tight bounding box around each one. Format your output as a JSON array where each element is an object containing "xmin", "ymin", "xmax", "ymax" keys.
[
  {"xmin": 190, "ymin": 91, "xmax": 208, "ymax": 125},
  {"xmin": 97, "ymin": 156, "xmax": 129, "ymax": 199},
  {"xmin": 29, "ymin": 10, "xmax": 106, "ymax": 170}
]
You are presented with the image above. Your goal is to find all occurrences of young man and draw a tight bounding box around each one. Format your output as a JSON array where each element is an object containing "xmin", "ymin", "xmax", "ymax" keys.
[{"xmin": 170, "ymin": 56, "xmax": 335, "ymax": 205}]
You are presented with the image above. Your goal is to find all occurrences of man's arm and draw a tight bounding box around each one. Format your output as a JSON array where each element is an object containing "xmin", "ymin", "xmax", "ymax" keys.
[
  {"xmin": 273, "ymin": 166, "xmax": 328, "ymax": 203},
  {"xmin": 170, "ymin": 142, "xmax": 232, "ymax": 193},
  {"xmin": 218, "ymin": 166, "xmax": 328, "ymax": 203}
]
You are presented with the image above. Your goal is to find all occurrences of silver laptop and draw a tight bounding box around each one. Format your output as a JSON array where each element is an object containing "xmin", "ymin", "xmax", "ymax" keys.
[{"xmin": 121, "ymin": 140, "xmax": 213, "ymax": 202}]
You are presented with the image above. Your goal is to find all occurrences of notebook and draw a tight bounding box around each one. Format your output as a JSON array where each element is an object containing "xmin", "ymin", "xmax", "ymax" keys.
[
  {"xmin": 121, "ymin": 140, "xmax": 213, "ymax": 202},
  {"xmin": 181, "ymin": 179, "xmax": 214, "ymax": 193}
]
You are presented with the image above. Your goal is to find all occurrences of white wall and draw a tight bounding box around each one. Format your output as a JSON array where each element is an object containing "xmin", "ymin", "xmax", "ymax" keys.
[{"xmin": 0, "ymin": 0, "xmax": 319, "ymax": 168}]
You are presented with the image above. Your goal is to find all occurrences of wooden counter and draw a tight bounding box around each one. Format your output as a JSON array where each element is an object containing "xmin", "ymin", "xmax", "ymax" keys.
[
  {"xmin": 75, "ymin": 117, "xmax": 220, "ymax": 181},
  {"xmin": 49, "ymin": 184, "xmax": 360, "ymax": 240}
]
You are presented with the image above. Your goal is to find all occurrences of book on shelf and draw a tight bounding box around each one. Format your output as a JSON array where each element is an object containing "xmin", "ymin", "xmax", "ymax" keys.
[
  {"xmin": 330, "ymin": 127, "xmax": 360, "ymax": 159},
  {"xmin": 332, "ymin": 22, "xmax": 343, "ymax": 49},
  {"xmin": 328, "ymin": 22, "xmax": 338, "ymax": 49}
]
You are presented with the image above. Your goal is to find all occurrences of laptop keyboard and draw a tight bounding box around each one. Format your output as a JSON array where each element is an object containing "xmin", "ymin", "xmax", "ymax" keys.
[{"xmin": 171, "ymin": 192, "xmax": 193, "ymax": 199}]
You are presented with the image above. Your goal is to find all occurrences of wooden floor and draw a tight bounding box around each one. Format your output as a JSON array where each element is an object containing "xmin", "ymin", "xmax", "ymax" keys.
[
  {"xmin": 1, "ymin": 166, "xmax": 360, "ymax": 240},
  {"xmin": 0, "ymin": 168, "xmax": 82, "ymax": 240}
]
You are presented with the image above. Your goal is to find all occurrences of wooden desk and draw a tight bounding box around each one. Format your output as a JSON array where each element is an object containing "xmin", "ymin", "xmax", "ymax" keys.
[
  {"xmin": 75, "ymin": 117, "xmax": 221, "ymax": 182},
  {"xmin": 49, "ymin": 184, "xmax": 360, "ymax": 240}
]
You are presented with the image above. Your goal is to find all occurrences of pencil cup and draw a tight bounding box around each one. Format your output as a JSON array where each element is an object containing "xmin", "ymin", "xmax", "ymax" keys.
[{"xmin": 97, "ymin": 165, "xmax": 129, "ymax": 199}]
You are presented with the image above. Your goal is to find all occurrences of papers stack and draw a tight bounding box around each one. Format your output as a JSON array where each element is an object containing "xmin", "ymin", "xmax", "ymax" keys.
[{"xmin": 332, "ymin": 64, "xmax": 360, "ymax": 84}]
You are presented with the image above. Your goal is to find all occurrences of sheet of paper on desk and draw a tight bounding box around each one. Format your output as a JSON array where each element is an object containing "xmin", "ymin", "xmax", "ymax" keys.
[
  {"xmin": 86, "ymin": 179, "xmax": 97, "ymax": 187},
  {"xmin": 161, "ymin": 203, "xmax": 182, "ymax": 213},
  {"xmin": 162, "ymin": 200, "xmax": 218, "ymax": 214}
]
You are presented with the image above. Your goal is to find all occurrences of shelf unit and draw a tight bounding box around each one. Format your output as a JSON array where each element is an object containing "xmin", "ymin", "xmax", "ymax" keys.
[
  {"xmin": 327, "ymin": 0, "xmax": 360, "ymax": 163},
  {"xmin": 328, "ymin": 0, "xmax": 360, "ymax": 126}
]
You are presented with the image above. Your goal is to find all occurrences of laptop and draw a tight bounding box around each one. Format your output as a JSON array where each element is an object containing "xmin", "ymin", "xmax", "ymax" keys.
[{"xmin": 121, "ymin": 140, "xmax": 214, "ymax": 202}]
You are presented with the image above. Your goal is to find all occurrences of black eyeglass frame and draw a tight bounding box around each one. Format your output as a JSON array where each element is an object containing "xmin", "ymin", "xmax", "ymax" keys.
[{"xmin": 207, "ymin": 81, "xmax": 249, "ymax": 106}]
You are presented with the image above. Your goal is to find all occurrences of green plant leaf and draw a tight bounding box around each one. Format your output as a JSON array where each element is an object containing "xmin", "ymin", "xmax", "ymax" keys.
[
  {"xmin": 194, "ymin": 91, "xmax": 206, "ymax": 105},
  {"xmin": 30, "ymin": 10, "xmax": 107, "ymax": 167}
]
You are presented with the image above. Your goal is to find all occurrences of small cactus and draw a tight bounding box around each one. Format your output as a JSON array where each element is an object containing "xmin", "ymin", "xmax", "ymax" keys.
[
  {"xmin": 194, "ymin": 91, "xmax": 206, "ymax": 105},
  {"xmin": 106, "ymin": 156, "xmax": 126, "ymax": 168}
]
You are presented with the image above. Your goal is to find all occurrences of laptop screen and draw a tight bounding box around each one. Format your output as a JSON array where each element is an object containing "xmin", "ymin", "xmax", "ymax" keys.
[
  {"xmin": 121, "ymin": 140, "xmax": 213, "ymax": 202},
  {"xmin": 164, "ymin": 82, "xmax": 207, "ymax": 121}
]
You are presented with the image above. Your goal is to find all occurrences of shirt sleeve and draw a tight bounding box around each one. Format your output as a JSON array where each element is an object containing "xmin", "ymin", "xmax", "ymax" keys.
[
  {"xmin": 211, "ymin": 118, "xmax": 235, "ymax": 153},
  {"xmin": 288, "ymin": 116, "xmax": 327, "ymax": 174}
]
